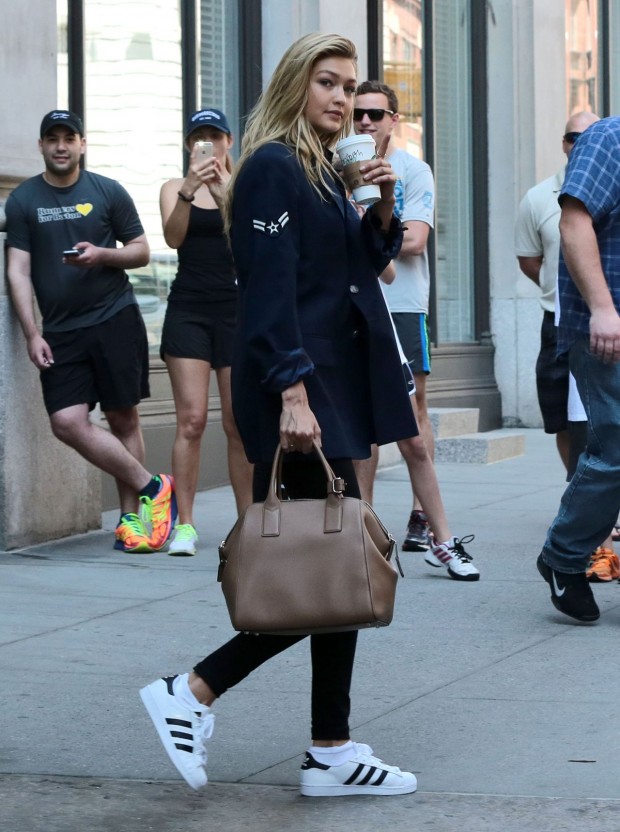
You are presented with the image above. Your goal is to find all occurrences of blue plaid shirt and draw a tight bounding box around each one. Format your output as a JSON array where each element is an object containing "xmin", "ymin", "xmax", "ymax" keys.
[{"xmin": 557, "ymin": 117, "xmax": 620, "ymax": 354}]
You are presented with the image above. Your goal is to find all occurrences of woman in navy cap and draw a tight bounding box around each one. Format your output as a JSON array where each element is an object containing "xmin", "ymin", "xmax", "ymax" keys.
[
  {"xmin": 158, "ymin": 109, "xmax": 252, "ymax": 556},
  {"xmin": 141, "ymin": 34, "xmax": 418, "ymax": 797}
]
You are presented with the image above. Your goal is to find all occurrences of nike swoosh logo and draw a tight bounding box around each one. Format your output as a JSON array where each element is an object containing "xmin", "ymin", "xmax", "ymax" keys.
[{"xmin": 551, "ymin": 572, "xmax": 566, "ymax": 597}]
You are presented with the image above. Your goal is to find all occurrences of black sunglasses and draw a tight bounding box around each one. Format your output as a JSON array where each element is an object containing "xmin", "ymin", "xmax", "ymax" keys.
[
  {"xmin": 353, "ymin": 108, "xmax": 394, "ymax": 122},
  {"xmin": 563, "ymin": 131, "xmax": 582, "ymax": 144}
]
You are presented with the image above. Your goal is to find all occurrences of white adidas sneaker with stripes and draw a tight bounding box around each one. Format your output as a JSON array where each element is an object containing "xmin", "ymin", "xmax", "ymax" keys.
[
  {"xmin": 140, "ymin": 675, "xmax": 214, "ymax": 789},
  {"xmin": 300, "ymin": 742, "xmax": 417, "ymax": 797}
]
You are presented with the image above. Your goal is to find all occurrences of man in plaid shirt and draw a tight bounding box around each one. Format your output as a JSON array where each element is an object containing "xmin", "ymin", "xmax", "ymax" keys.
[{"xmin": 538, "ymin": 117, "xmax": 620, "ymax": 622}]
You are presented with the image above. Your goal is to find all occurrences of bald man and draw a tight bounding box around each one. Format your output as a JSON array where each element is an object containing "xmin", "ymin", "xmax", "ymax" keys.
[{"xmin": 515, "ymin": 111, "xmax": 599, "ymax": 469}]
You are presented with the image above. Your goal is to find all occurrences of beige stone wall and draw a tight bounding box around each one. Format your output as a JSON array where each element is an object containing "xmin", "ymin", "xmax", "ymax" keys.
[
  {"xmin": 488, "ymin": 0, "xmax": 567, "ymax": 427},
  {"xmin": 0, "ymin": 232, "xmax": 101, "ymax": 549},
  {"xmin": 0, "ymin": 2, "xmax": 60, "ymax": 181},
  {"xmin": 0, "ymin": 3, "xmax": 101, "ymax": 548}
]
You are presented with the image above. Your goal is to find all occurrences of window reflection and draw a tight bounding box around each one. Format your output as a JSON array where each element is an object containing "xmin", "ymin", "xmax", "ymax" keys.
[
  {"xmin": 433, "ymin": 0, "xmax": 474, "ymax": 342},
  {"xmin": 200, "ymin": 0, "xmax": 240, "ymax": 151},
  {"xmin": 74, "ymin": 1, "xmax": 184, "ymax": 355},
  {"xmin": 57, "ymin": 0, "xmax": 69, "ymax": 108},
  {"xmin": 383, "ymin": 0, "xmax": 424, "ymax": 159},
  {"xmin": 565, "ymin": 0, "xmax": 599, "ymax": 114},
  {"xmin": 68, "ymin": 0, "xmax": 242, "ymax": 356},
  {"xmin": 382, "ymin": 0, "xmax": 475, "ymax": 343}
]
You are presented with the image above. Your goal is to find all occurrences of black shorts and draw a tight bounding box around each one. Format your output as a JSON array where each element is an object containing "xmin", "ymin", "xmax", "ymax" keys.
[
  {"xmin": 391, "ymin": 312, "xmax": 431, "ymax": 375},
  {"xmin": 536, "ymin": 311, "xmax": 569, "ymax": 434},
  {"xmin": 160, "ymin": 300, "xmax": 237, "ymax": 367},
  {"xmin": 41, "ymin": 304, "xmax": 150, "ymax": 415},
  {"xmin": 567, "ymin": 420, "xmax": 587, "ymax": 481}
]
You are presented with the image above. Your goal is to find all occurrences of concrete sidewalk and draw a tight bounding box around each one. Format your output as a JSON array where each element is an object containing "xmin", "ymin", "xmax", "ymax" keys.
[{"xmin": 2, "ymin": 428, "xmax": 620, "ymax": 832}]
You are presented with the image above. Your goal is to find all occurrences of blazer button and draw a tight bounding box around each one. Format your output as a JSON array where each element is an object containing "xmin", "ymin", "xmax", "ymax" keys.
[{"xmin": 349, "ymin": 285, "xmax": 359, "ymax": 293}]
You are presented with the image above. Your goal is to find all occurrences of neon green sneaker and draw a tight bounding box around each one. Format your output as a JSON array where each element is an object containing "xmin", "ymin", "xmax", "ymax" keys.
[
  {"xmin": 114, "ymin": 513, "xmax": 153, "ymax": 553},
  {"xmin": 168, "ymin": 524, "xmax": 198, "ymax": 557}
]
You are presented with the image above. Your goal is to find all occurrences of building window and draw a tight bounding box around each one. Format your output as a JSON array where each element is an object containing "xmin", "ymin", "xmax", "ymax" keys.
[
  {"xmin": 58, "ymin": 0, "xmax": 252, "ymax": 360},
  {"xmin": 433, "ymin": 0, "xmax": 474, "ymax": 342},
  {"xmin": 57, "ymin": 0, "xmax": 69, "ymax": 108},
  {"xmin": 382, "ymin": 0, "xmax": 475, "ymax": 343},
  {"xmin": 565, "ymin": 0, "xmax": 599, "ymax": 114},
  {"xmin": 383, "ymin": 0, "xmax": 424, "ymax": 159},
  {"xmin": 199, "ymin": 0, "xmax": 240, "ymax": 149},
  {"xmin": 78, "ymin": 0, "xmax": 183, "ymax": 356}
]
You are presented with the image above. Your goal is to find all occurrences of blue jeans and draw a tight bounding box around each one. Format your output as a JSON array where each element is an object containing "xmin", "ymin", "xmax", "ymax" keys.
[{"xmin": 541, "ymin": 337, "xmax": 620, "ymax": 573}]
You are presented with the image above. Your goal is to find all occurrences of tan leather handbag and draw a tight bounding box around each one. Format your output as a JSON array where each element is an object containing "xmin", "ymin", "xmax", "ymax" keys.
[{"xmin": 217, "ymin": 442, "xmax": 402, "ymax": 635}]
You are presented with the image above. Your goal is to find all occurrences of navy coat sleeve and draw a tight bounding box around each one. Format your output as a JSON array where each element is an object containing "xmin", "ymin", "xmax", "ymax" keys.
[
  {"xmin": 361, "ymin": 208, "xmax": 405, "ymax": 274},
  {"xmin": 230, "ymin": 145, "xmax": 315, "ymax": 393}
]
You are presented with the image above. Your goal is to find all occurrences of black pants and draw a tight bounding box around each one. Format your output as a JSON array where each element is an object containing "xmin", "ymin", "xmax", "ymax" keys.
[{"xmin": 194, "ymin": 454, "xmax": 360, "ymax": 740}]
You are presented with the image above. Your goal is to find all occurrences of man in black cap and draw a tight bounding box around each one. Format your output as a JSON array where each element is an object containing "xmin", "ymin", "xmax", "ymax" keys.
[{"xmin": 5, "ymin": 110, "xmax": 177, "ymax": 554}]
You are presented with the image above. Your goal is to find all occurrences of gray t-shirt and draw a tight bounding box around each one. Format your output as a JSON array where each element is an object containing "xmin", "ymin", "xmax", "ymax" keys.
[
  {"xmin": 381, "ymin": 149, "xmax": 435, "ymax": 314},
  {"xmin": 6, "ymin": 170, "xmax": 144, "ymax": 332}
]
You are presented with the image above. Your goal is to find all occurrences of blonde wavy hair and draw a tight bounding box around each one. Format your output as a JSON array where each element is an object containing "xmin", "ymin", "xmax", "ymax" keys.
[{"xmin": 224, "ymin": 32, "xmax": 358, "ymax": 233}]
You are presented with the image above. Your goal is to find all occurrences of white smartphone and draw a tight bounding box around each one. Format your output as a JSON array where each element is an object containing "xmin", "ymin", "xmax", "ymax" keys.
[{"xmin": 196, "ymin": 141, "xmax": 213, "ymax": 158}]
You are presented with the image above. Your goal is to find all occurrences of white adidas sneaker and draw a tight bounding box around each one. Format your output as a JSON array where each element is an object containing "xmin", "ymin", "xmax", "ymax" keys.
[
  {"xmin": 300, "ymin": 742, "xmax": 417, "ymax": 797},
  {"xmin": 425, "ymin": 535, "xmax": 480, "ymax": 581},
  {"xmin": 140, "ymin": 675, "xmax": 214, "ymax": 789}
]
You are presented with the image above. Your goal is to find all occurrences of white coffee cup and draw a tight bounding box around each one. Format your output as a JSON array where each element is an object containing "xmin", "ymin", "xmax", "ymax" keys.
[{"xmin": 335, "ymin": 134, "xmax": 381, "ymax": 206}]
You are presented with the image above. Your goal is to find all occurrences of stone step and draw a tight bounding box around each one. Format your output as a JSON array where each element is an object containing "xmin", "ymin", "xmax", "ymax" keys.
[
  {"xmin": 377, "ymin": 428, "xmax": 526, "ymax": 468},
  {"xmin": 428, "ymin": 407, "xmax": 480, "ymax": 438},
  {"xmin": 434, "ymin": 429, "xmax": 525, "ymax": 464}
]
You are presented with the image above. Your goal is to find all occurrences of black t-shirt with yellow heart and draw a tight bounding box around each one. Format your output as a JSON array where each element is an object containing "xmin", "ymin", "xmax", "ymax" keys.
[{"xmin": 6, "ymin": 170, "xmax": 144, "ymax": 333}]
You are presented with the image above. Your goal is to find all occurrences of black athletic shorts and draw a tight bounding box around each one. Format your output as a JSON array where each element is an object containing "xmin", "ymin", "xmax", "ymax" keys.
[
  {"xmin": 536, "ymin": 311, "xmax": 569, "ymax": 434},
  {"xmin": 41, "ymin": 304, "xmax": 150, "ymax": 415},
  {"xmin": 160, "ymin": 299, "xmax": 237, "ymax": 367},
  {"xmin": 391, "ymin": 312, "xmax": 432, "ymax": 375}
]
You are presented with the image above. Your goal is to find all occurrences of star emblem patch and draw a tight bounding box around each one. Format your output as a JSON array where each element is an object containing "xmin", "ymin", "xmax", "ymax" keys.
[{"xmin": 252, "ymin": 211, "xmax": 289, "ymax": 236}]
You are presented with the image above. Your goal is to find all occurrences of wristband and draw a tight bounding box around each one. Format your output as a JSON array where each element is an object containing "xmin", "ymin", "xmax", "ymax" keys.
[{"xmin": 177, "ymin": 191, "xmax": 195, "ymax": 202}]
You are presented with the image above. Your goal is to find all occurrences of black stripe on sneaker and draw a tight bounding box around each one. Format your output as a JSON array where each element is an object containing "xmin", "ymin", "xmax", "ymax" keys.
[
  {"xmin": 174, "ymin": 743, "xmax": 193, "ymax": 752},
  {"xmin": 358, "ymin": 766, "xmax": 379, "ymax": 786},
  {"xmin": 344, "ymin": 763, "xmax": 366, "ymax": 785},
  {"xmin": 372, "ymin": 769, "xmax": 389, "ymax": 786},
  {"xmin": 170, "ymin": 731, "xmax": 193, "ymax": 741},
  {"xmin": 166, "ymin": 718, "xmax": 192, "ymax": 728}
]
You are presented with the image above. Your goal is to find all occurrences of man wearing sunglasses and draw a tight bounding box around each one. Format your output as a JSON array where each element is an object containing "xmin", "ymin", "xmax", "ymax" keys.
[{"xmin": 351, "ymin": 82, "xmax": 479, "ymax": 582}]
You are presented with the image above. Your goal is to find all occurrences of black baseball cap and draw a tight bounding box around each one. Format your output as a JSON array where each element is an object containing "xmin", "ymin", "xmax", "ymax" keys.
[
  {"xmin": 40, "ymin": 110, "xmax": 84, "ymax": 138},
  {"xmin": 185, "ymin": 108, "xmax": 231, "ymax": 138}
]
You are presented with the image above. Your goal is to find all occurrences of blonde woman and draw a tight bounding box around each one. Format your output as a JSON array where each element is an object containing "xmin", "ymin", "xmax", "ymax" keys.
[
  {"xmin": 159, "ymin": 110, "xmax": 252, "ymax": 556},
  {"xmin": 141, "ymin": 35, "xmax": 418, "ymax": 797}
]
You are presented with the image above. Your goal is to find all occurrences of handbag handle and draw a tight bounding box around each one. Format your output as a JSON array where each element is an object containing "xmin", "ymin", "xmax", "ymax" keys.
[{"xmin": 262, "ymin": 440, "xmax": 346, "ymax": 537}]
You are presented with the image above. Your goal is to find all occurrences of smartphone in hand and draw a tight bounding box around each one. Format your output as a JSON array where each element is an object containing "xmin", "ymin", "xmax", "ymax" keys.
[
  {"xmin": 196, "ymin": 141, "xmax": 213, "ymax": 158},
  {"xmin": 63, "ymin": 249, "xmax": 81, "ymax": 257}
]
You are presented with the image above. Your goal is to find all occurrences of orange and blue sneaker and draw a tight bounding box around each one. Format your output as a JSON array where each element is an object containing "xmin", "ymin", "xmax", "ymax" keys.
[
  {"xmin": 114, "ymin": 512, "xmax": 154, "ymax": 554},
  {"xmin": 140, "ymin": 474, "xmax": 177, "ymax": 551}
]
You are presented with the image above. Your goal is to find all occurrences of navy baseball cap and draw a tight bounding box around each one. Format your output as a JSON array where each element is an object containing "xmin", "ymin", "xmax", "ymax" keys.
[
  {"xmin": 185, "ymin": 109, "xmax": 231, "ymax": 138},
  {"xmin": 40, "ymin": 110, "xmax": 84, "ymax": 138}
]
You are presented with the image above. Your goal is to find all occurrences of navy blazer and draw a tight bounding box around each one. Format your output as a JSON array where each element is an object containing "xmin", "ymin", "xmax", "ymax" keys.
[{"xmin": 230, "ymin": 142, "xmax": 418, "ymax": 463}]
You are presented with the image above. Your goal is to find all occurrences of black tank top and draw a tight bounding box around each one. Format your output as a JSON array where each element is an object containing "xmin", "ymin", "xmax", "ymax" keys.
[{"xmin": 168, "ymin": 205, "xmax": 237, "ymax": 306}]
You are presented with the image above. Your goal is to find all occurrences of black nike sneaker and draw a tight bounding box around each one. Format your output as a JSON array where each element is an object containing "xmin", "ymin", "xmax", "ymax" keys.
[{"xmin": 537, "ymin": 553, "xmax": 600, "ymax": 622}]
